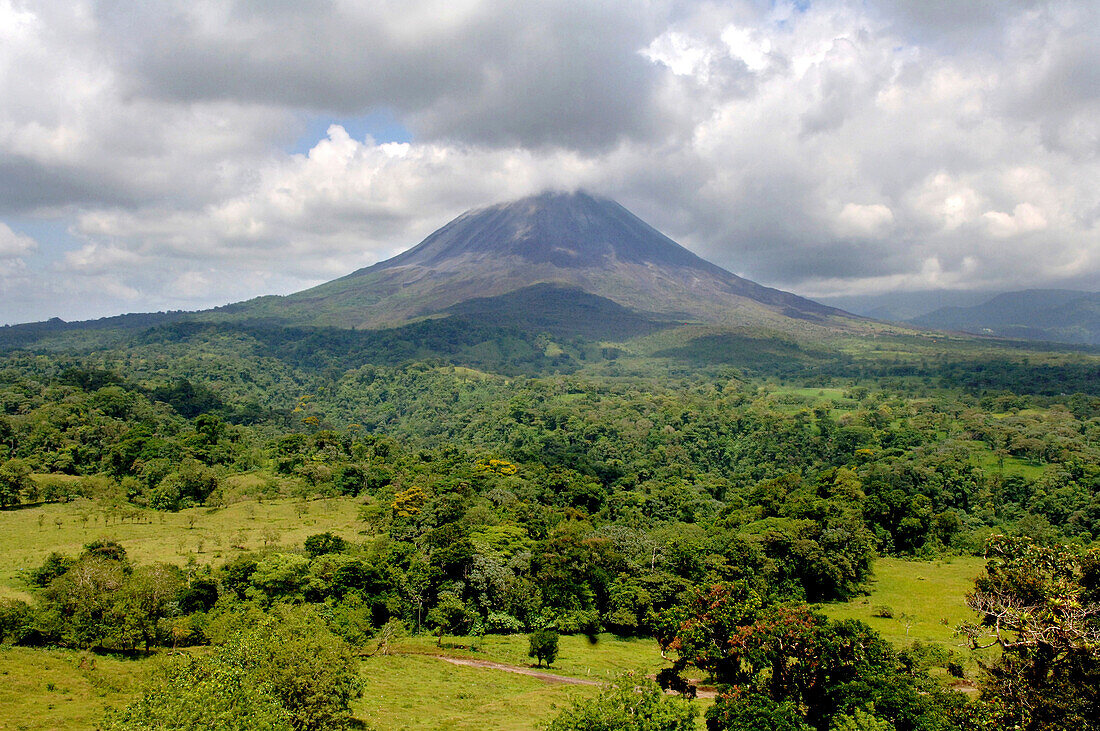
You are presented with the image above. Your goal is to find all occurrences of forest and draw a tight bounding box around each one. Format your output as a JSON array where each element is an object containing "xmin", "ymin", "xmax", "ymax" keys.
[{"xmin": 0, "ymin": 335, "xmax": 1098, "ymax": 730}]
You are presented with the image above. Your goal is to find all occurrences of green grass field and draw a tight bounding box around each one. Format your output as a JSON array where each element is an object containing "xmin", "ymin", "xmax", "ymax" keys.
[
  {"xmin": 358, "ymin": 634, "xmax": 709, "ymax": 730},
  {"xmin": 0, "ymin": 647, "xmax": 145, "ymax": 731},
  {"xmin": 357, "ymin": 653, "xmax": 594, "ymax": 731},
  {"xmin": 0, "ymin": 636, "xmax": 684, "ymax": 731},
  {"xmin": 818, "ymin": 555, "xmax": 988, "ymax": 678},
  {"xmin": 0, "ymin": 493, "xmax": 363, "ymax": 600},
  {"xmin": 398, "ymin": 632, "xmax": 667, "ymax": 682}
]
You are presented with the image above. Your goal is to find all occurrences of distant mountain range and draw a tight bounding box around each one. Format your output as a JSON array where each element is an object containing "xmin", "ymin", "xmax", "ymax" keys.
[
  {"xmin": 910, "ymin": 289, "xmax": 1100, "ymax": 346},
  {"xmin": 815, "ymin": 290, "xmax": 995, "ymax": 323}
]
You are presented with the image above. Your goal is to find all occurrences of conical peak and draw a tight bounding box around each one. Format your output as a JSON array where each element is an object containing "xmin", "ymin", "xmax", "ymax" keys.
[
  {"xmin": 483, "ymin": 188, "xmax": 601, "ymax": 210},
  {"xmin": 376, "ymin": 189, "xmax": 723, "ymax": 272}
]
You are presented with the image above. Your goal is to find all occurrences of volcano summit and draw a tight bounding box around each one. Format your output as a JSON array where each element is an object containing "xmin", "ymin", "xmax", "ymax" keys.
[{"xmin": 230, "ymin": 191, "xmax": 859, "ymax": 334}]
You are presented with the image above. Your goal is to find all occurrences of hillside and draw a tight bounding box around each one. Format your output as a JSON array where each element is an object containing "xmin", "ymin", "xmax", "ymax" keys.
[{"xmin": 912, "ymin": 289, "xmax": 1100, "ymax": 345}]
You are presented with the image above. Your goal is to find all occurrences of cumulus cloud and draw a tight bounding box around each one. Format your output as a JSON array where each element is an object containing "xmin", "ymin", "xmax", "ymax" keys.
[
  {"xmin": 0, "ymin": 223, "xmax": 37, "ymax": 259},
  {"xmin": 835, "ymin": 203, "xmax": 895, "ymax": 237},
  {"xmin": 0, "ymin": 0, "xmax": 1098, "ymax": 323}
]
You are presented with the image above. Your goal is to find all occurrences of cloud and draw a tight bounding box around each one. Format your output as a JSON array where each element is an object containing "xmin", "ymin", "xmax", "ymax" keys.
[
  {"xmin": 1, "ymin": 0, "xmax": 1098, "ymax": 322},
  {"xmin": 94, "ymin": 0, "xmax": 670, "ymax": 151},
  {"xmin": 0, "ymin": 223, "xmax": 37, "ymax": 259},
  {"xmin": 66, "ymin": 125, "xmax": 605, "ymax": 282},
  {"xmin": 982, "ymin": 203, "xmax": 1048, "ymax": 238},
  {"xmin": 836, "ymin": 203, "xmax": 895, "ymax": 237}
]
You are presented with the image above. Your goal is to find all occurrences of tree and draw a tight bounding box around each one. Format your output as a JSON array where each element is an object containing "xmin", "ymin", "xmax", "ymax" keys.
[
  {"xmin": 658, "ymin": 584, "xmax": 954, "ymax": 731},
  {"xmin": 0, "ymin": 599, "xmax": 35, "ymax": 645},
  {"xmin": 427, "ymin": 591, "xmax": 473, "ymax": 647},
  {"xmin": 546, "ymin": 674, "xmax": 697, "ymax": 731},
  {"xmin": 958, "ymin": 536, "xmax": 1100, "ymax": 730},
  {"xmin": 304, "ymin": 532, "xmax": 347, "ymax": 558},
  {"xmin": 30, "ymin": 551, "xmax": 74, "ymax": 587},
  {"xmin": 113, "ymin": 563, "xmax": 184, "ymax": 652},
  {"xmin": 101, "ymin": 645, "xmax": 293, "ymax": 731},
  {"xmin": 43, "ymin": 555, "xmax": 128, "ymax": 648},
  {"xmin": 706, "ymin": 689, "xmax": 810, "ymax": 731},
  {"xmin": 178, "ymin": 573, "xmax": 219, "ymax": 614},
  {"xmin": 333, "ymin": 464, "xmax": 366, "ymax": 496},
  {"xmin": 247, "ymin": 554, "xmax": 310, "ymax": 605},
  {"xmin": 528, "ymin": 628, "xmax": 559, "ymax": 667},
  {"xmin": 83, "ymin": 538, "xmax": 128, "ymax": 563},
  {"xmin": 831, "ymin": 707, "xmax": 896, "ymax": 731},
  {"xmin": 252, "ymin": 607, "xmax": 365, "ymax": 731},
  {"xmin": 0, "ymin": 458, "xmax": 33, "ymax": 507}
]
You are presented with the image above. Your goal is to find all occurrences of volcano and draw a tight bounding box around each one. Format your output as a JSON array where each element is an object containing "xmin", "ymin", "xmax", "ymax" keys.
[{"xmin": 230, "ymin": 190, "xmax": 859, "ymax": 334}]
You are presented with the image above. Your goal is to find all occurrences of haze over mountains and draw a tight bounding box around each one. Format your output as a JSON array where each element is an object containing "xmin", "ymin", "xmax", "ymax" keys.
[{"xmin": 817, "ymin": 289, "xmax": 1100, "ymax": 347}]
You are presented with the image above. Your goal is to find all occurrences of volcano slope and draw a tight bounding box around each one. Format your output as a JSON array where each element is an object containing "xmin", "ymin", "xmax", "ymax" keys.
[{"xmin": 205, "ymin": 190, "xmax": 876, "ymax": 337}]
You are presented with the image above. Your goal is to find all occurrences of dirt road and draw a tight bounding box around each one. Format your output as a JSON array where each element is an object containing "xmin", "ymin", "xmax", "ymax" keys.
[{"xmin": 426, "ymin": 654, "xmax": 717, "ymax": 698}]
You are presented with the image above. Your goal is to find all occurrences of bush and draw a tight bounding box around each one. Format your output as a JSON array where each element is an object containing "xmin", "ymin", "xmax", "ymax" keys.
[
  {"xmin": 485, "ymin": 612, "xmax": 524, "ymax": 634},
  {"xmin": 303, "ymin": 532, "xmax": 348, "ymax": 558},
  {"xmin": 552, "ymin": 609, "xmax": 600, "ymax": 636},
  {"xmin": 830, "ymin": 707, "xmax": 895, "ymax": 731},
  {"xmin": 29, "ymin": 552, "xmax": 74, "ymax": 587},
  {"xmin": 528, "ymin": 628, "xmax": 559, "ymax": 667},
  {"xmin": 83, "ymin": 538, "xmax": 128, "ymax": 563},
  {"xmin": 103, "ymin": 606, "xmax": 362, "ymax": 731},
  {"xmin": 546, "ymin": 674, "xmax": 697, "ymax": 731},
  {"xmin": 0, "ymin": 599, "xmax": 35, "ymax": 645},
  {"xmin": 707, "ymin": 690, "xmax": 811, "ymax": 731}
]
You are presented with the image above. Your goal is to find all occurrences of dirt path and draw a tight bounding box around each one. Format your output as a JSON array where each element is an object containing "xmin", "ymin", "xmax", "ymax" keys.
[
  {"xmin": 426, "ymin": 654, "xmax": 717, "ymax": 698},
  {"xmin": 431, "ymin": 655, "xmax": 601, "ymax": 685}
]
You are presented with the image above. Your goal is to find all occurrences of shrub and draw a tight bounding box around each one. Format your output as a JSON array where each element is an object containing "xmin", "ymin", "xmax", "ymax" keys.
[
  {"xmin": 29, "ymin": 552, "xmax": 74, "ymax": 587},
  {"xmin": 103, "ymin": 606, "xmax": 362, "ymax": 731},
  {"xmin": 485, "ymin": 612, "xmax": 524, "ymax": 634},
  {"xmin": 0, "ymin": 599, "xmax": 35, "ymax": 645},
  {"xmin": 303, "ymin": 532, "xmax": 348, "ymax": 558},
  {"xmin": 546, "ymin": 674, "xmax": 697, "ymax": 731},
  {"xmin": 552, "ymin": 609, "xmax": 600, "ymax": 636},
  {"xmin": 528, "ymin": 628, "xmax": 559, "ymax": 667}
]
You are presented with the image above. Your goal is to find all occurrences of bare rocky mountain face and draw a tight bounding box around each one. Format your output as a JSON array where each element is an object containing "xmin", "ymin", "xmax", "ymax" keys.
[{"xmin": 228, "ymin": 191, "xmax": 865, "ymax": 334}]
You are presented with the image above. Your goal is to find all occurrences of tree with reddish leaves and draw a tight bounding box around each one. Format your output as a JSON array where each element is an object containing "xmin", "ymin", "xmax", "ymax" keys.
[
  {"xmin": 654, "ymin": 582, "xmax": 765, "ymax": 687},
  {"xmin": 657, "ymin": 583, "xmax": 958, "ymax": 731}
]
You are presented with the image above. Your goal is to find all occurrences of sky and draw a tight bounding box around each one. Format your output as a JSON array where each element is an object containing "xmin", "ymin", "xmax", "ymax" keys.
[{"xmin": 1, "ymin": 0, "xmax": 1097, "ymax": 325}]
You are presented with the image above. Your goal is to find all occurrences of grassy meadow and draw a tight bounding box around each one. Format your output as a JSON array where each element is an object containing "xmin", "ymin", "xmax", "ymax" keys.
[
  {"xmin": 0, "ymin": 485, "xmax": 363, "ymax": 601},
  {"xmin": 398, "ymin": 633, "xmax": 667, "ymax": 681},
  {"xmin": 0, "ymin": 647, "xmax": 145, "ymax": 731},
  {"xmin": 818, "ymin": 555, "xmax": 989, "ymax": 677},
  {"xmin": 357, "ymin": 652, "xmax": 582, "ymax": 731},
  {"xmin": 819, "ymin": 556, "xmax": 985, "ymax": 647}
]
